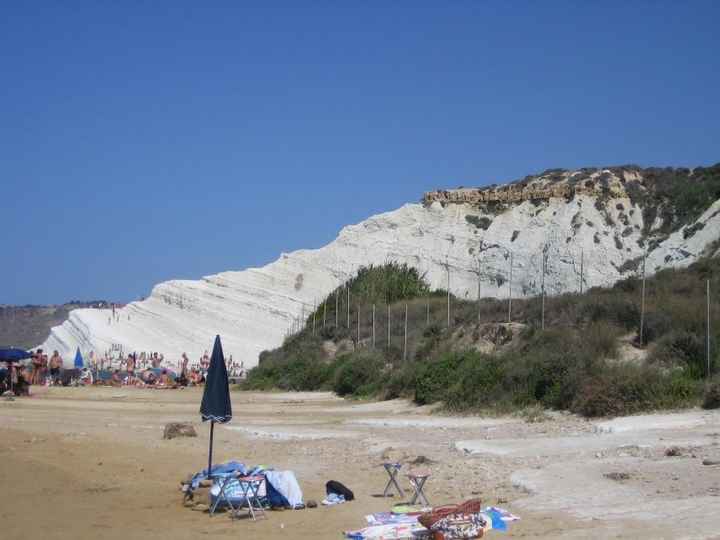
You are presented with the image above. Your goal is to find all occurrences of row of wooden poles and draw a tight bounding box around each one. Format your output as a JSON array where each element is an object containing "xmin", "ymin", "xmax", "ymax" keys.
[
  {"xmin": 287, "ymin": 247, "xmax": 569, "ymax": 352},
  {"xmin": 287, "ymin": 251, "xmax": 555, "ymax": 363},
  {"xmin": 308, "ymin": 296, "xmax": 414, "ymax": 362}
]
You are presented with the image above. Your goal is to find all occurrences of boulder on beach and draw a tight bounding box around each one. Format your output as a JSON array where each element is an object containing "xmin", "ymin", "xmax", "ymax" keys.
[{"xmin": 163, "ymin": 422, "xmax": 197, "ymax": 440}]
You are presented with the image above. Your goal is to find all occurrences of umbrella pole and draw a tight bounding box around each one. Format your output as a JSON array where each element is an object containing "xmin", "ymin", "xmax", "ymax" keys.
[{"xmin": 208, "ymin": 420, "xmax": 215, "ymax": 478}]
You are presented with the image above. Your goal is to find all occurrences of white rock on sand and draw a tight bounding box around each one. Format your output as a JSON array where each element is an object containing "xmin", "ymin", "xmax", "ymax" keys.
[
  {"xmin": 346, "ymin": 416, "xmax": 517, "ymax": 429},
  {"xmin": 225, "ymin": 425, "xmax": 362, "ymax": 441},
  {"xmin": 511, "ymin": 459, "xmax": 720, "ymax": 538},
  {"xmin": 593, "ymin": 411, "xmax": 714, "ymax": 434}
]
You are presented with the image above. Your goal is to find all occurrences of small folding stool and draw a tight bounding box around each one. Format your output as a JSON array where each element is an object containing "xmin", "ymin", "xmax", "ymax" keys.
[
  {"xmin": 407, "ymin": 468, "xmax": 431, "ymax": 506},
  {"xmin": 232, "ymin": 475, "xmax": 267, "ymax": 521},
  {"xmin": 382, "ymin": 462, "xmax": 405, "ymax": 498}
]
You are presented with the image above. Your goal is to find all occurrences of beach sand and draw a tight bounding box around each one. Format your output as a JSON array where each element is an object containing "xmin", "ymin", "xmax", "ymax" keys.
[{"xmin": 1, "ymin": 387, "xmax": 719, "ymax": 539}]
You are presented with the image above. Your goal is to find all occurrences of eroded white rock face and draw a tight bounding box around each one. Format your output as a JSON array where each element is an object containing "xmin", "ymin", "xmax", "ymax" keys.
[{"xmin": 42, "ymin": 171, "xmax": 720, "ymax": 368}]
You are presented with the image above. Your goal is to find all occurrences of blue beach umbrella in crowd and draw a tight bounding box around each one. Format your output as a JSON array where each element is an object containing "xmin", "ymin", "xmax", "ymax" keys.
[
  {"xmin": 0, "ymin": 348, "xmax": 32, "ymax": 394},
  {"xmin": 200, "ymin": 335, "xmax": 232, "ymax": 478},
  {"xmin": 0, "ymin": 348, "xmax": 32, "ymax": 362},
  {"xmin": 74, "ymin": 348, "xmax": 84, "ymax": 369}
]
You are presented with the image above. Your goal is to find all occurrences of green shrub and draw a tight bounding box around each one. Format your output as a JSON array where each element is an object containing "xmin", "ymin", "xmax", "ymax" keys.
[
  {"xmin": 414, "ymin": 352, "xmax": 465, "ymax": 405},
  {"xmin": 414, "ymin": 324, "xmax": 444, "ymax": 360},
  {"xmin": 441, "ymin": 353, "xmax": 505, "ymax": 411},
  {"xmin": 580, "ymin": 297, "xmax": 639, "ymax": 331},
  {"xmin": 641, "ymin": 312, "xmax": 673, "ymax": 344},
  {"xmin": 283, "ymin": 357, "xmax": 334, "ymax": 391},
  {"xmin": 381, "ymin": 363, "xmax": 418, "ymax": 400},
  {"xmin": 572, "ymin": 366, "xmax": 699, "ymax": 417},
  {"xmin": 333, "ymin": 352, "xmax": 384, "ymax": 397},
  {"xmin": 244, "ymin": 356, "xmax": 333, "ymax": 391},
  {"xmin": 583, "ymin": 321, "xmax": 621, "ymax": 358},
  {"xmin": 702, "ymin": 380, "xmax": 720, "ymax": 409},
  {"xmin": 506, "ymin": 329, "xmax": 589, "ymax": 410},
  {"xmin": 465, "ymin": 215, "xmax": 492, "ymax": 230},
  {"xmin": 651, "ymin": 331, "xmax": 706, "ymax": 378},
  {"xmin": 614, "ymin": 276, "xmax": 641, "ymax": 293},
  {"xmin": 243, "ymin": 331, "xmax": 335, "ymax": 391},
  {"xmin": 320, "ymin": 325, "xmax": 349, "ymax": 341}
]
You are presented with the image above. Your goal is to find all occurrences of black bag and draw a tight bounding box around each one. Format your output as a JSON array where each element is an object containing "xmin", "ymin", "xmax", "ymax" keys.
[{"xmin": 325, "ymin": 480, "xmax": 354, "ymax": 501}]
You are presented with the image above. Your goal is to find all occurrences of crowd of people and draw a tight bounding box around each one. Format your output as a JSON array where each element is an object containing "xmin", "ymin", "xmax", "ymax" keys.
[
  {"xmin": 0, "ymin": 348, "xmax": 246, "ymax": 394},
  {"xmin": 0, "ymin": 349, "xmax": 66, "ymax": 392}
]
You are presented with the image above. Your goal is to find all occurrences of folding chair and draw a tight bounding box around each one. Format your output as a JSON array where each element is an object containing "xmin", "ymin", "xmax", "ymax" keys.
[
  {"xmin": 407, "ymin": 468, "xmax": 431, "ymax": 506},
  {"xmin": 232, "ymin": 475, "xmax": 267, "ymax": 521},
  {"xmin": 209, "ymin": 474, "xmax": 240, "ymax": 516},
  {"xmin": 381, "ymin": 462, "xmax": 405, "ymax": 497}
]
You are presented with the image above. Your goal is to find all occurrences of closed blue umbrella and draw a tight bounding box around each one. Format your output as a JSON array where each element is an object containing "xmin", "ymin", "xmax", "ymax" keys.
[
  {"xmin": 74, "ymin": 348, "xmax": 84, "ymax": 369},
  {"xmin": 200, "ymin": 335, "xmax": 232, "ymax": 479}
]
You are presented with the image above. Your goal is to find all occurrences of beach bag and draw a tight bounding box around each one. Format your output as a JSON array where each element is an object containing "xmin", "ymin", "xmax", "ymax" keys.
[
  {"xmin": 326, "ymin": 480, "xmax": 354, "ymax": 501},
  {"xmin": 418, "ymin": 499, "xmax": 485, "ymax": 540}
]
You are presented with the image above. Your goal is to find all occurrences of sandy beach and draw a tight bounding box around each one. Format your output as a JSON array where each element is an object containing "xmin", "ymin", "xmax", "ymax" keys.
[{"xmin": 1, "ymin": 387, "xmax": 719, "ymax": 539}]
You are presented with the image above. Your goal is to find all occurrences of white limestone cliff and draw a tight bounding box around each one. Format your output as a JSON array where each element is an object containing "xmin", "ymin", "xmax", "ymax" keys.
[{"xmin": 42, "ymin": 168, "xmax": 720, "ymax": 367}]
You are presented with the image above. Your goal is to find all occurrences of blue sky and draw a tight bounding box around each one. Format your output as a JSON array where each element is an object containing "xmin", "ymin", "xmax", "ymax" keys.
[{"xmin": 2, "ymin": 1, "xmax": 719, "ymax": 305}]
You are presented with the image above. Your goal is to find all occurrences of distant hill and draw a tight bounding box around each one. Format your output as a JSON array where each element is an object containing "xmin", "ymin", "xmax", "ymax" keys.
[{"xmin": 0, "ymin": 301, "xmax": 113, "ymax": 350}]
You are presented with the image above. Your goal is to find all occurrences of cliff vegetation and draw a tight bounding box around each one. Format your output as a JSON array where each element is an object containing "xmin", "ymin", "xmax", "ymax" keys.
[{"xmin": 243, "ymin": 258, "xmax": 720, "ymax": 417}]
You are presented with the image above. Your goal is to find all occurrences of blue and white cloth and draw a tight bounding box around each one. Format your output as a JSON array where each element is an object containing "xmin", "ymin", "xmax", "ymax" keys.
[{"xmin": 322, "ymin": 493, "xmax": 346, "ymax": 506}]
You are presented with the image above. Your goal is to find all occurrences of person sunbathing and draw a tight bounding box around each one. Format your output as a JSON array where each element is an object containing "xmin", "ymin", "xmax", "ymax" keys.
[
  {"xmin": 79, "ymin": 368, "xmax": 94, "ymax": 385},
  {"xmin": 175, "ymin": 371, "xmax": 189, "ymax": 387},
  {"xmin": 155, "ymin": 369, "xmax": 171, "ymax": 387},
  {"xmin": 189, "ymin": 368, "xmax": 203, "ymax": 385},
  {"xmin": 110, "ymin": 369, "xmax": 122, "ymax": 387},
  {"xmin": 140, "ymin": 370, "xmax": 157, "ymax": 386},
  {"xmin": 15, "ymin": 367, "xmax": 31, "ymax": 396}
]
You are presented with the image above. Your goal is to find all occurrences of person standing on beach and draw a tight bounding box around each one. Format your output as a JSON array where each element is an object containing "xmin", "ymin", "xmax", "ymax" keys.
[
  {"xmin": 31, "ymin": 349, "xmax": 44, "ymax": 384},
  {"xmin": 127, "ymin": 353, "xmax": 135, "ymax": 377},
  {"xmin": 41, "ymin": 351, "xmax": 49, "ymax": 384},
  {"xmin": 49, "ymin": 351, "xmax": 62, "ymax": 385},
  {"xmin": 200, "ymin": 350, "xmax": 209, "ymax": 376},
  {"xmin": 180, "ymin": 353, "xmax": 189, "ymax": 377}
]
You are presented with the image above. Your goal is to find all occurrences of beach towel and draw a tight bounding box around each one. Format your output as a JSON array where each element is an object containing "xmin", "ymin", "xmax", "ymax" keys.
[
  {"xmin": 264, "ymin": 470, "xmax": 303, "ymax": 508},
  {"xmin": 344, "ymin": 523, "xmax": 429, "ymax": 539},
  {"xmin": 367, "ymin": 513, "xmax": 421, "ymax": 526},
  {"xmin": 484, "ymin": 507, "xmax": 519, "ymax": 523},
  {"xmin": 190, "ymin": 460, "xmax": 247, "ymax": 489},
  {"xmin": 322, "ymin": 493, "xmax": 346, "ymax": 506},
  {"xmin": 391, "ymin": 505, "xmax": 429, "ymax": 515},
  {"xmin": 485, "ymin": 509, "xmax": 507, "ymax": 532}
]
